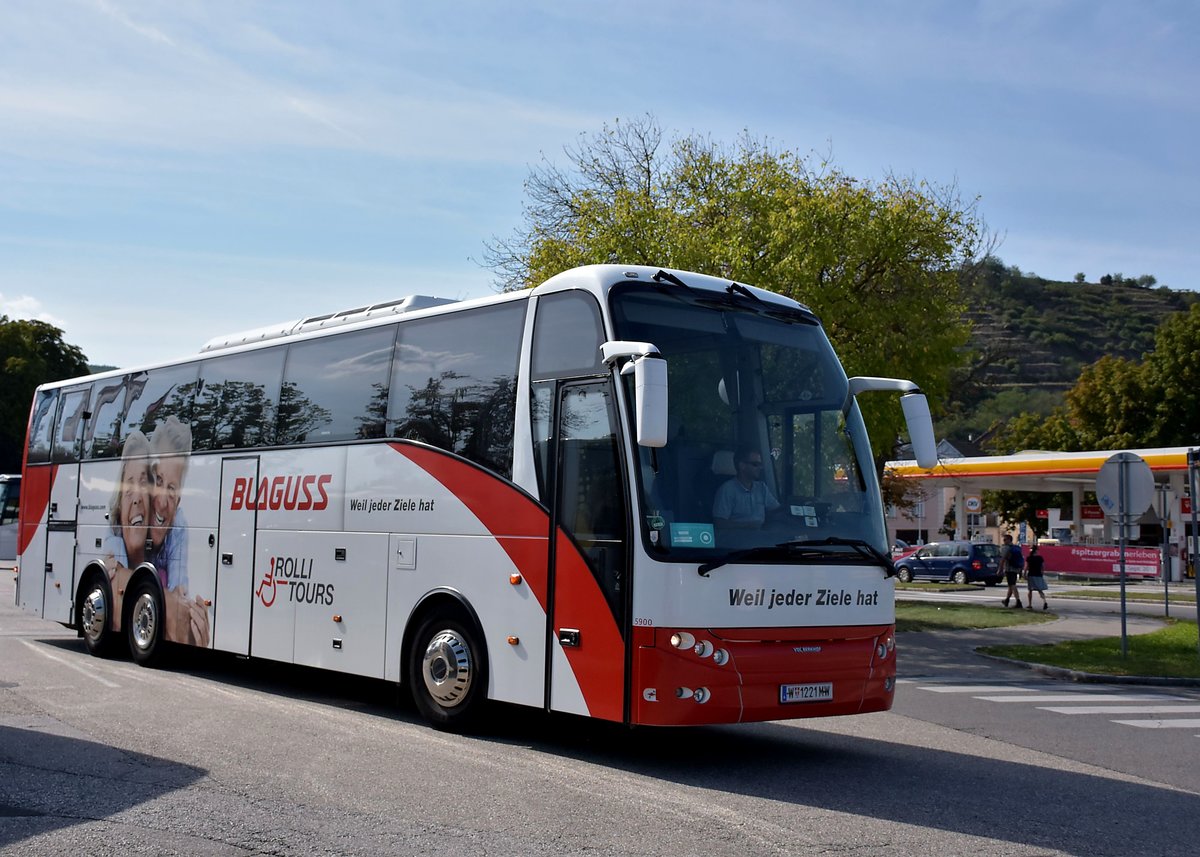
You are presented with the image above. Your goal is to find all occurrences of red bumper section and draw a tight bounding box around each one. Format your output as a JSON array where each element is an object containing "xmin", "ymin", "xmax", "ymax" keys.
[{"xmin": 631, "ymin": 624, "xmax": 896, "ymax": 726}]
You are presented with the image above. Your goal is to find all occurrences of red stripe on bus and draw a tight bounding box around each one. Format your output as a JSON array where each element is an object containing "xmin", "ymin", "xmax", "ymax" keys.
[
  {"xmin": 390, "ymin": 443, "xmax": 624, "ymax": 721},
  {"xmin": 17, "ymin": 465, "xmax": 55, "ymax": 556},
  {"xmin": 550, "ymin": 527, "xmax": 624, "ymax": 721},
  {"xmin": 388, "ymin": 443, "xmax": 550, "ymax": 605}
]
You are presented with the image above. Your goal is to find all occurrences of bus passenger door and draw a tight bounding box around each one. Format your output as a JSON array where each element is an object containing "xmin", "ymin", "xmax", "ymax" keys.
[
  {"xmin": 43, "ymin": 465, "xmax": 80, "ymax": 623},
  {"xmin": 547, "ymin": 381, "xmax": 629, "ymax": 722},
  {"xmin": 213, "ymin": 457, "xmax": 259, "ymax": 655}
]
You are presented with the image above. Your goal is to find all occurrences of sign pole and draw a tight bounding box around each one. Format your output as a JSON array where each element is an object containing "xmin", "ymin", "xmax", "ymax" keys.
[
  {"xmin": 1191, "ymin": 449, "xmax": 1200, "ymax": 659},
  {"xmin": 1096, "ymin": 452, "xmax": 1155, "ymax": 660},
  {"xmin": 1159, "ymin": 485, "xmax": 1169, "ymax": 619},
  {"xmin": 1118, "ymin": 457, "xmax": 1128, "ymax": 658}
]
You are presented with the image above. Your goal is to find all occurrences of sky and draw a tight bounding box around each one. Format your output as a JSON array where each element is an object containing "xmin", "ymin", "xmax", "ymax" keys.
[{"xmin": 2, "ymin": 0, "xmax": 1197, "ymax": 370}]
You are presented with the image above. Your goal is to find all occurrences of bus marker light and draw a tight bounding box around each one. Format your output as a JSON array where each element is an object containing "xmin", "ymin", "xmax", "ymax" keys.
[
  {"xmin": 333, "ymin": 614, "xmax": 343, "ymax": 623},
  {"xmin": 507, "ymin": 635, "xmax": 519, "ymax": 645},
  {"xmin": 670, "ymin": 631, "xmax": 695, "ymax": 650},
  {"xmin": 693, "ymin": 640, "xmax": 714, "ymax": 658},
  {"xmin": 509, "ymin": 573, "xmax": 522, "ymax": 585},
  {"xmin": 884, "ymin": 677, "xmax": 895, "ymax": 692},
  {"xmin": 204, "ymin": 600, "xmax": 212, "ymax": 607},
  {"xmin": 712, "ymin": 648, "xmax": 729, "ymax": 666}
]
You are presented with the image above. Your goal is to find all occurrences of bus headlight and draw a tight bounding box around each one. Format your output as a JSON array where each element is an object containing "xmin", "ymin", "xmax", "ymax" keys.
[{"xmin": 670, "ymin": 631, "xmax": 696, "ymax": 650}]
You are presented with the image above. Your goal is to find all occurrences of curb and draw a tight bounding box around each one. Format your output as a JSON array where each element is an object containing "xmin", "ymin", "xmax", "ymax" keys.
[{"xmin": 975, "ymin": 651, "xmax": 1200, "ymax": 687}]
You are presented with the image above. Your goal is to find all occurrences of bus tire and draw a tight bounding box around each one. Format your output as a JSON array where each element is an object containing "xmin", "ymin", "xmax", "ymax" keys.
[
  {"xmin": 79, "ymin": 572, "xmax": 116, "ymax": 657},
  {"xmin": 408, "ymin": 611, "xmax": 487, "ymax": 731},
  {"xmin": 127, "ymin": 580, "xmax": 165, "ymax": 667}
]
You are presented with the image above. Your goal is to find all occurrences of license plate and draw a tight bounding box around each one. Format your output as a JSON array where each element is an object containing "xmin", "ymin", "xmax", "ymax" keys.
[{"xmin": 779, "ymin": 682, "xmax": 834, "ymax": 704}]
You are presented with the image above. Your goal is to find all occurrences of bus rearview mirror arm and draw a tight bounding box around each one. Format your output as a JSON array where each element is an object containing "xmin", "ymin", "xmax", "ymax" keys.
[
  {"xmin": 844, "ymin": 376, "xmax": 938, "ymax": 470},
  {"xmin": 601, "ymin": 341, "xmax": 668, "ymax": 448}
]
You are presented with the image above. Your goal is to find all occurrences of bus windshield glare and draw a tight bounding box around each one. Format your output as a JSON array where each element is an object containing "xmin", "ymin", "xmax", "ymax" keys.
[{"xmin": 609, "ymin": 282, "xmax": 887, "ymax": 563}]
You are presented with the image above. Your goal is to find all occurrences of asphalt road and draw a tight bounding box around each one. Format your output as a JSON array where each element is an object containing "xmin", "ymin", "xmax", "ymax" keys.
[{"xmin": 3, "ymin": 573, "xmax": 1199, "ymax": 856}]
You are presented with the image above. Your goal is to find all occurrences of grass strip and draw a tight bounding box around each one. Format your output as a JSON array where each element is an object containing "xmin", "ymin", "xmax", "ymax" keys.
[
  {"xmin": 1054, "ymin": 588, "xmax": 1195, "ymax": 605},
  {"xmin": 895, "ymin": 601, "xmax": 1055, "ymax": 632},
  {"xmin": 894, "ymin": 582, "xmax": 984, "ymax": 593},
  {"xmin": 981, "ymin": 620, "xmax": 1200, "ymax": 679}
]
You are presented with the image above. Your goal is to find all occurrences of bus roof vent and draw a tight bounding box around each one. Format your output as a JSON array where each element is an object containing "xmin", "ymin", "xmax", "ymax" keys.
[{"xmin": 199, "ymin": 295, "xmax": 459, "ymax": 353}]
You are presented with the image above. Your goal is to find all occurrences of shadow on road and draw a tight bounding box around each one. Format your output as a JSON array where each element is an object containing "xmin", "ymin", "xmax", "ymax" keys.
[{"xmin": 0, "ymin": 724, "xmax": 207, "ymax": 850}]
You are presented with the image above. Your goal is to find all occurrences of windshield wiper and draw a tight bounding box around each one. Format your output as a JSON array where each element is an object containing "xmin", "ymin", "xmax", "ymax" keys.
[
  {"xmin": 783, "ymin": 537, "xmax": 896, "ymax": 575},
  {"xmin": 697, "ymin": 537, "xmax": 895, "ymax": 577},
  {"xmin": 726, "ymin": 281, "xmax": 763, "ymax": 302},
  {"xmin": 653, "ymin": 269, "xmax": 692, "ymax": 290}
]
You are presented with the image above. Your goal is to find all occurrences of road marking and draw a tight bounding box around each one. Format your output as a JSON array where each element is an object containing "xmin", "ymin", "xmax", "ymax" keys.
[
  {"xmin": 974, "ymin": 693, "xmax": 1184, "ymax": 703},
  {"xmin": 1110, "ymin": 718, "xmax": 1200, "ymax": 729},
  {"xmin": 1039, "ymin": 704, "xmax": 1200, "ymax": 715},
  {"xmin": 918, "ymin": 685, "xmax": 1041, "ymax": 693},
  {"xmin": 19, "ymin": 639, "xmax": 119, "ymax": 688}
]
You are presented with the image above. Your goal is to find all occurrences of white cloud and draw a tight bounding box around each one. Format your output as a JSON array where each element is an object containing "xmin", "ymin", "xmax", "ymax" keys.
[{"xmin": 0, "ymin": 293, "xmax": 67, "ymax": 327}]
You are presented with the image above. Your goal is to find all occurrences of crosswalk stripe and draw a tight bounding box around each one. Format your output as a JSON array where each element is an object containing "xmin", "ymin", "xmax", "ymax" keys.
[
  {"xmin": 917, "ymin": 685, "xmax": 1041, "ymax": 693},
  {"xmin": 1039, "ymin": 705, "xmax": 1200, "ymax": 715},
  {"xmin": 1110, "ymin": 719, "xmax": 1200, "ymax": 729},
  {"xmin": 973, "ymin": 694, "xmax": 1184, "ymax": 703}
]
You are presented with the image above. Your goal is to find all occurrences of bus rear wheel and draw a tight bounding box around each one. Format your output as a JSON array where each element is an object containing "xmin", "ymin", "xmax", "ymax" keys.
[
  {"xmin": 127, "ymin": 581, "xmax": 165, "ymax": 667},
  {"xmin": 79, "ymin": 573, "xmax": 116, "ymax": 657},
  {"xmin": 408, "ymin": 612, "xmax": 487, "ymax": 731}
]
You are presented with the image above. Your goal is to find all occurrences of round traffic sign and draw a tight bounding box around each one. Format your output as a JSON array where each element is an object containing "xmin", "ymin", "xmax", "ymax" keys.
[{"xmin": 1095, "ymin": 452, "xmax": 1155, "ymax": 520}]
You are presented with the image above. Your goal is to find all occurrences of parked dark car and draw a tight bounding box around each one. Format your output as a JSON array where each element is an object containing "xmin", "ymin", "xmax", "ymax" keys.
[{"xmin": 894, "ymin": 540, "xmax": 1001, "ymax": 585}]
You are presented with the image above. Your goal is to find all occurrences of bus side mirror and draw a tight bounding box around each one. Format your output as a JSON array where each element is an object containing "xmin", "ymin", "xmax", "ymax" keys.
[
  {"xmin": 602, "ymin": 341, "xmax": 669, "ymax": 448},
  {"xmin": 900, "ymin": 393, "xmax": 937, "ymax": 470},
  {"xmin": 845, "ymin": 376, "xmax": 938, "ymax": 470}
]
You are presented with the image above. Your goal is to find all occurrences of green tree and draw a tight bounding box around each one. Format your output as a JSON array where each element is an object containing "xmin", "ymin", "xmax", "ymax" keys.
[
  {"xmin": 988, "ymin": 304, "xmax": 1200, "ymax": 524},
  {"xmin": 995, "ymin": 304, "xmax": 1200, "ymax": 455},
  {"xmin": 0, "ymin": 316, "xmax": 90, "ymax": 472},
  {"xmin": 486, "ymin": 116, "xmax": 988, "ymax": 459}
]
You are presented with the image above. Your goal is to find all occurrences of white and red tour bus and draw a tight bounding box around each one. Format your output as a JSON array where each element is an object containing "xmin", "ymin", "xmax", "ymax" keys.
[{"xmin": 16, "ymin": 265, "xmax": 936, "ymax": 729}]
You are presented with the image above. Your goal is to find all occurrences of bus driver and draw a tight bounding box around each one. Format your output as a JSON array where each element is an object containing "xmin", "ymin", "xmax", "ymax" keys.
[{"xmin": 712, "ymin": 446, "xmax": 780, "ymax": 529}]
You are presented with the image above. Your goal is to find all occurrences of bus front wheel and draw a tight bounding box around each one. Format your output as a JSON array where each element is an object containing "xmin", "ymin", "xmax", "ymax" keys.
[
  {"xmin": 408, "ymin": 612, "xmax": 487, "ymax": 731},
  {"xmin": 127, "ymin": 581, "xmax": 165, "ymax": 667}
]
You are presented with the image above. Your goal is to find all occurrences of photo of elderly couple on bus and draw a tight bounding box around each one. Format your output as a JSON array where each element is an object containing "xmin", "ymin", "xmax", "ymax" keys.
[{"xmin": 105, "ymin": 415, "xmax": 210, "ymax": 646}]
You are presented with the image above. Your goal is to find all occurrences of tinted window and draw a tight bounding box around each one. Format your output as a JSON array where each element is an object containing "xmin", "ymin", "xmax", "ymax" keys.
[
  {"xmin": 26, "ymin": 389, "xmax": 59, "ymax": 464},
  {"xmin": 278, "ymin": 327, "xmax": 395, "ymax": 445},
  {"xmin": 388, "ymin": 303, "xmax": 524, "ymax": 478},
  {"xmin": 51, "ymin": 384, "xmax": 92, "ymax": 463},
  {"xmin": 123, "ymin": 364, "xmax": 200, "ymax": 442},
  {"xmin": 85, "ymin": 376, "xmax": 131, "ymax": 460},
  {"xmin": 194, "ymin": 348, "xmax": 285, "ymax": 450},
  {"xmin": 531, "ymin": 291, "xmax": 605, "ymax": 379}
]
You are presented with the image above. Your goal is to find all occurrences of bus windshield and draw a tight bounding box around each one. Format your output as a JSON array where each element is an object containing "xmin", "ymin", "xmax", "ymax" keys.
[{"xmin": 609, "ymin": 281, "xmax": 887, "ymax": 564}]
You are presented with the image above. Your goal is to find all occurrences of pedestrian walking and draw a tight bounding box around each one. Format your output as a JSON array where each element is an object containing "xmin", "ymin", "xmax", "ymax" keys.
[
  {"xmin": 1025, "ymin": 544, "xmax": 1049, "ymax": 610},
  {"xmin": 1000, "ymin": 534, "xmax": 1024, "ymax": 608}
]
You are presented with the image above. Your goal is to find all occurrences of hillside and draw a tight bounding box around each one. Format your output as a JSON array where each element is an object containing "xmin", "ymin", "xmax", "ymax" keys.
[{"xmin": 940, "ymin": 258, "xmax": 1199, "ymax": 449}]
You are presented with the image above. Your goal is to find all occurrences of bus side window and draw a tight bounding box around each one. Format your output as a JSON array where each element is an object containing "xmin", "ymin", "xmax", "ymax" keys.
[
  {"xmin": 387, "ymin": 302, "xmax": 524, "ymax": 479},
  {"xmin": 86, "ymin": 376, "xmax": 131, "ymax": 459},
  {"xmin": 122, "ymin": 365, "xmax": 200, "ymax": 442},
  {"xmin": 194, "ymin": 348, "xmax": 285, "ymax": 450},
  {"xmin": 51, "ymin": 384, "xmax": 92, "ymax": 463},
  {"xmin": 27, "ymin": 389, "xmax": 59, "ymax": 465},
  {"xmin": 277, "ymin": 326, "xmax": 395, "ymax": 444}
]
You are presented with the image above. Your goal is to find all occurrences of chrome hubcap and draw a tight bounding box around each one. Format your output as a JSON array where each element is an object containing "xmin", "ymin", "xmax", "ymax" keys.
[
  {"xmin": 131, "ymin": 593, "xmax": 158, "ymax": 651},
  {"xmin": 81, "ymin": 587, "xmax": 107, "ymax": 644},
  {"xmin": 421, "ymin": 630, "xmax": 472, "ymax": 708}
]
